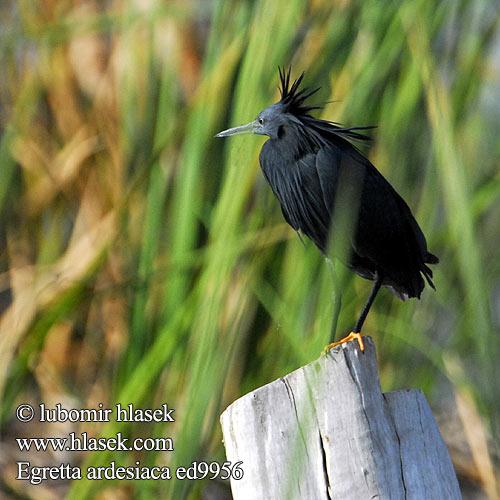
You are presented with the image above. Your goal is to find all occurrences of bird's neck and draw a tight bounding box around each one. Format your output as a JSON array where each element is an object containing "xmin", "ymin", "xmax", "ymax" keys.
[{"xmin": 268, "ymin": 123, "xmax": 319, "ymax": 161}]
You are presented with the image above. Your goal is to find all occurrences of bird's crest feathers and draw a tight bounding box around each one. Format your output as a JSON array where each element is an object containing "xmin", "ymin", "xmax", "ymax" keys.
[
  {"xmin": 278, "ymin": 66, "xmax": 375, "ymax": 143},
  {"xmin": 279, "ymin": 67, "xmax": 322, "ymax": 115}
]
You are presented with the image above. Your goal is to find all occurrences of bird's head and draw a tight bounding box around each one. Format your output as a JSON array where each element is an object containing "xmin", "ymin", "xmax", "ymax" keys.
[
  {"xmin": 215, "ymin": 103, "xmax": 289, "ymax": 140},
  {"xmin": 215, "ymin": 67, "xmax": 321, "ymax": 141},
  {"xmin": 215, "ymin": 67, "xmax": 374, "ymax": 145}
]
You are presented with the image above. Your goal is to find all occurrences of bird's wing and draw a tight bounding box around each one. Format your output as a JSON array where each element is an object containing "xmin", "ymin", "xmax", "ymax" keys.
[{"xmin": 315, "ymin": 145, "xmax": 429, "ymax": 297}]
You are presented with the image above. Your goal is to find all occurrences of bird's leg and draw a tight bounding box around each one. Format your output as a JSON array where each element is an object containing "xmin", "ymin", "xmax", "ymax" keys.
[
  {"xmin": 323, "ymin": 275, "xmax": 383, "ymax": 352},
  {"xmin": 353, "ymin": 275, "xmax": 383, "ymax": 333},
  {"xmin": 325, "ymin": 258, "xmax": 342, "ymax": 343}
]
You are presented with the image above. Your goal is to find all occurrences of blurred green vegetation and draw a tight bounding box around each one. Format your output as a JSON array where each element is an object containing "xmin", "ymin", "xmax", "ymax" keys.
[{"xmin": 0, "ymin": 0, "xmax": 499, "ymax": 498}]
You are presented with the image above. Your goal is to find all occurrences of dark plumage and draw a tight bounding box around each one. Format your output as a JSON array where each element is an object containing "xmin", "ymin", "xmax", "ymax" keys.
[{"xmin": 216, "ymin": 67, "xmax": 438, "ymax": 345}]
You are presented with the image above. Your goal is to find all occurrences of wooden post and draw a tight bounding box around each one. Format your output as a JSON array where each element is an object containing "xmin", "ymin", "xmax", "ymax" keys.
[{"xmin": 220, "ymin": 337, "xmax": 461, "ymax": 500}]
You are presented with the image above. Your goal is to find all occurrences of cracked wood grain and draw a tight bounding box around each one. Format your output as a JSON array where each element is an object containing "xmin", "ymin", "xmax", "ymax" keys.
[{"xmin": 220, "ymin": 337, "xmax": 461, "ymax": 500}]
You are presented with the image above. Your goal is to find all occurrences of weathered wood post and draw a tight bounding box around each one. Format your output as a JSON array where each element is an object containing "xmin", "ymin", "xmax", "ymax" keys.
[{"xmin": 220, "ymin": 337, "xmax": 461, "ymax": 500}]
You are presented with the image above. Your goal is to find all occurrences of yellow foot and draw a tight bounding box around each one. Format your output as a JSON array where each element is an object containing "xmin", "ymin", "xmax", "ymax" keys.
[{"xmin": 322, "ymin": 332, "xmax": 365, "ymax": 353}]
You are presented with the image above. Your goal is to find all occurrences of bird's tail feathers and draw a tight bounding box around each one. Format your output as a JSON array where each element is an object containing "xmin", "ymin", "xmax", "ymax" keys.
[
  {"xmin": 386, "ymin": 285, "xmax": 409, "ymax": 302},
  {"xmin": 425, "ymin": 252, "xmax": 439, "ymax": 265},
  {"xmin": 422, "ymin": 252, "xmax": 438, "ymax": 291}
]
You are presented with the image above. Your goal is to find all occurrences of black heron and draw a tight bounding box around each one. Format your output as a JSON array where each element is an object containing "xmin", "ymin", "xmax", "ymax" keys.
[{"xmin": 215, "ymin": 68, "xmax": 438, "ymax": 351}]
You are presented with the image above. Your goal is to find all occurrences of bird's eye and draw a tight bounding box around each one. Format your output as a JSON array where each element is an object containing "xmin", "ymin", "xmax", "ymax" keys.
[{"xmin": 258, "ymin": 118, "xmax": 264, "ymax": 125}]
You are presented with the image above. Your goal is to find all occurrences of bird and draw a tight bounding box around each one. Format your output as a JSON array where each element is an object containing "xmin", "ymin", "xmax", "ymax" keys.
[{"xmin": 215, "ymin": 67, "xmax": 438, "ymax": 351}]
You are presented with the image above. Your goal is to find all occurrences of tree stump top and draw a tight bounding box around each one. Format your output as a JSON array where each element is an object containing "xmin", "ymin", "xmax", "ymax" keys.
[{"xmin": 221, "ymin": 337, "xmax": 461, "ymax": 500}]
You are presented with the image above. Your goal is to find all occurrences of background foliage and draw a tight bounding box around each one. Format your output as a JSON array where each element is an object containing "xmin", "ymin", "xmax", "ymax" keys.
[{"xmin": 1, "ymin": 0, "xmax": 499, "ymax": 498}]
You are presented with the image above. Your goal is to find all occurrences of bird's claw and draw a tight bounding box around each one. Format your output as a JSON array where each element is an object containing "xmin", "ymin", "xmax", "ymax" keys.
[{"xmin": 322, "ymin": 332, "xmax": 365, "ymax": 353}]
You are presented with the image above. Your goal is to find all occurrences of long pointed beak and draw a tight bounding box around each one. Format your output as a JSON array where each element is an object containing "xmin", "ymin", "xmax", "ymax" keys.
[{"xmin": 215, "ymin": 120, "xmax": 257, "ymax": 138}]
